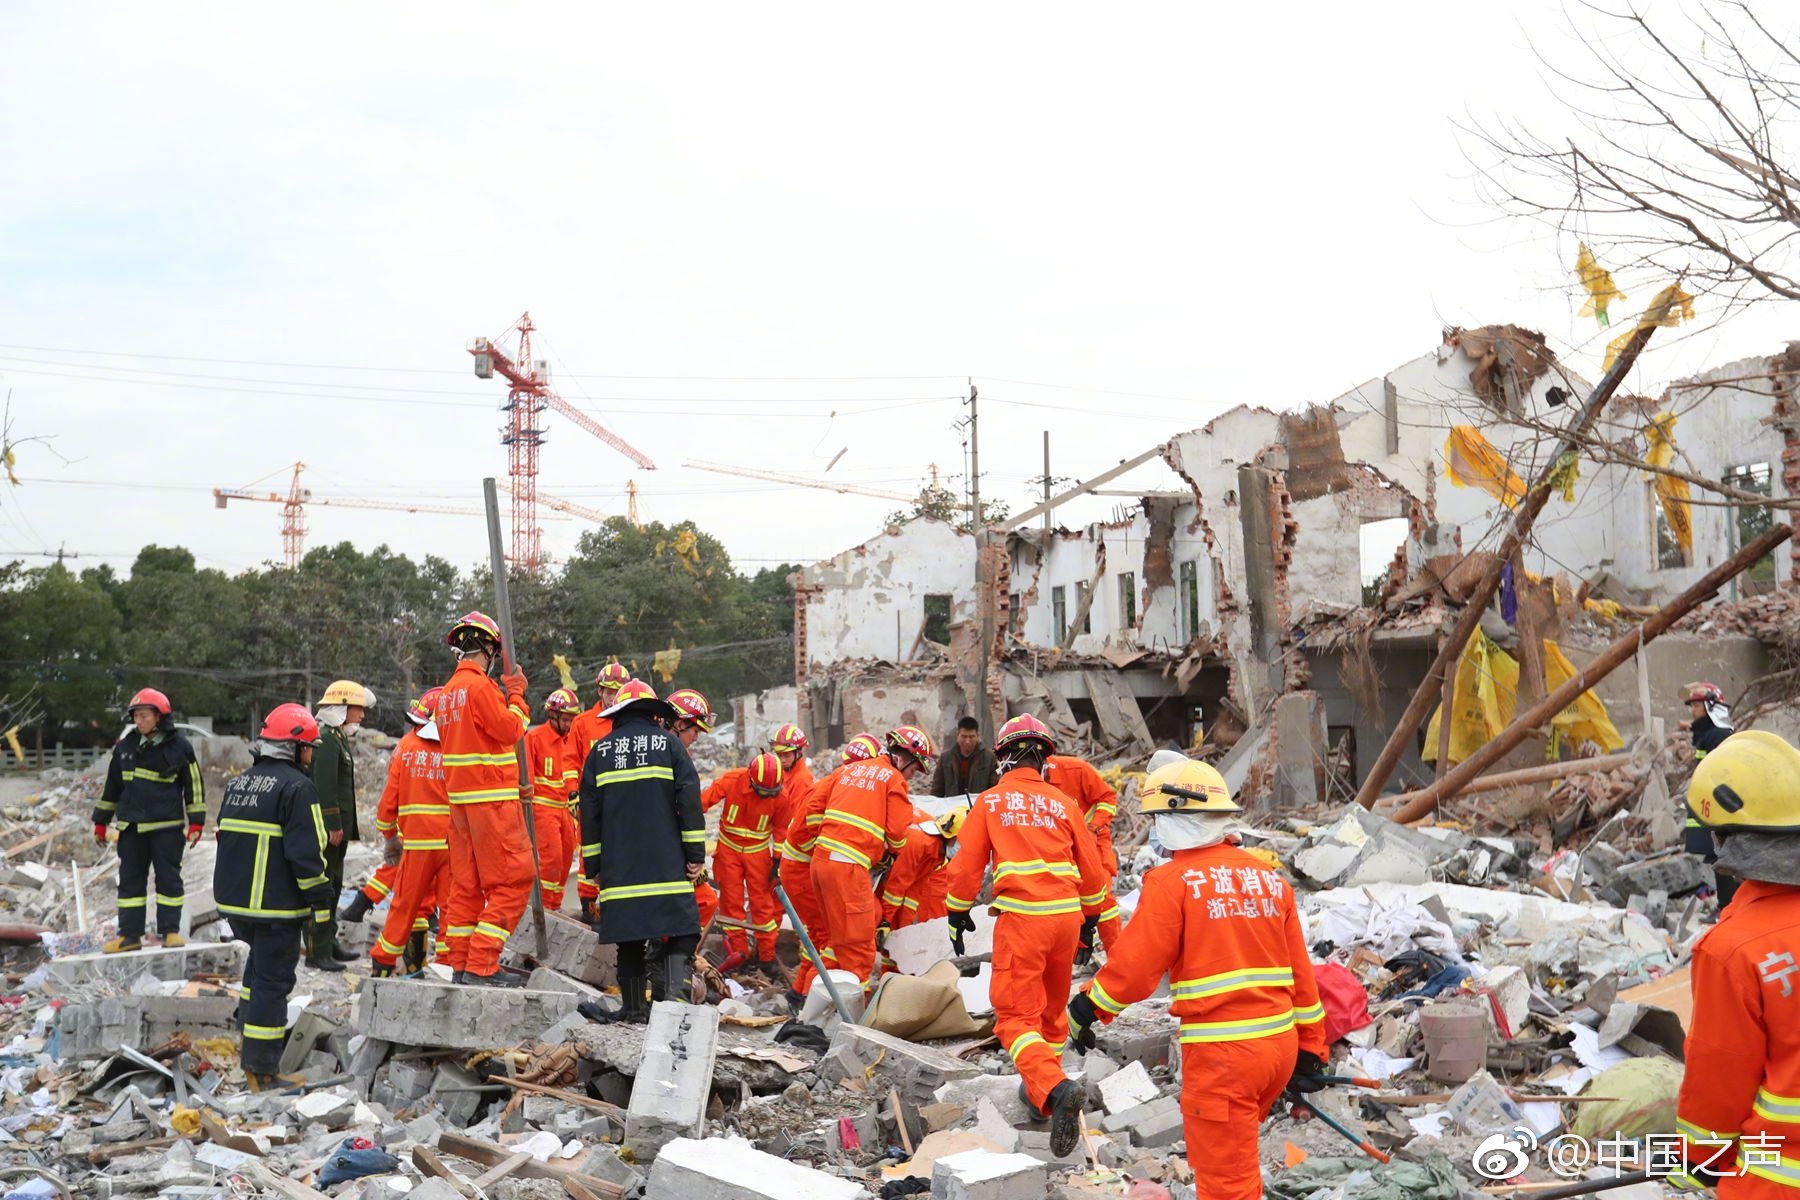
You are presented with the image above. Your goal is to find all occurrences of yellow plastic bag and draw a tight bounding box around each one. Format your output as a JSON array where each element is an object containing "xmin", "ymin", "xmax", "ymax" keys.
[
  {"xmin": 1544, "ymin": 641, "xmax": 1625, "ymax": 754},
  {"xmin": 1643, "ymin": 411, "xmax": 1692, "ymax": 554},
  {"xmin": 1574, "ymin": 243, "xmax": 1625, "ymax": 328},
  {"xmin": 1444, "ymin": 427, "xmax": 1526, "ymax": 510},
  {"xmin": 1423, "ymin": 633, "xmax": 1519, "ymax": 764}
]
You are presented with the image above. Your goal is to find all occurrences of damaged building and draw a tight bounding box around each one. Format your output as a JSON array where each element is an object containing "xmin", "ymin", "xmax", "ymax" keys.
[{"xmin": 775, "ymin": 330, "xmax": 1800, "ymax": 803}]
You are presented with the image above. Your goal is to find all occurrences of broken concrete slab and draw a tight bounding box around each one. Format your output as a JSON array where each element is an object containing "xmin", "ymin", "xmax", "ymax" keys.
[
  {"xmin": 1092, "ymin": 1010, "xmax": 1177, "ymax": 1070},
  {"xmin": 647, "ymin": 1135, "xmax": 868, "ymax": 1199},
  {"xmin": 277, "ymin": 1008, "xmax": 344, "ymax": 1077},
  {"xmin": 526, "ymin": 966, "xmax": 604, "ymax": 1002},
  {"xmin": 826, "ymin": 1023, "xmax": 982, "ymax": 1107},
  {"xmin": 1292, "ymin": 804, "xmax": 1467, "ymax": 888},
  {"xmin": 45, "ymin": 941, "xmax": 248, "ymax": 995},
  {"xmin": 1096, "ymin": 1059, "xmax": 1157, "ymax": 1115},
  {"xmin": 352, "ymin": 975, "xmax": 582, "ymax": 1051},
  {"xmin": 971, "ymin": 1098, "xmax": 1020, "ymax": 1153},
  {"xmin": 55, "ymin": 994, "xmax": 239, "ymax": 1060},
  {"xmin": 502, "ymin": 908, "xmax": 618, "ymax": 988},
  {"xmin": 1100, "ymin": 1094, "xmax": 1178, "ymax": 1137},
  {"xmin": 625, "ymin": 1002, "xmax": 720, "ymax": 1161},
  {"xmin": 886, "ymin": 908, "xmax": 997, "ymax": 976},
  {"xmin": 931, "ymin": 1148, "xmax": 1048, "ymax": 1200}
]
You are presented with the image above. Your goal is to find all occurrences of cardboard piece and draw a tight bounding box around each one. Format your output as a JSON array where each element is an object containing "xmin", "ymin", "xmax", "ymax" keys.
[{"xmin": 1618, "ymin": 966, "xmax": 1692, "ymax": 1031}]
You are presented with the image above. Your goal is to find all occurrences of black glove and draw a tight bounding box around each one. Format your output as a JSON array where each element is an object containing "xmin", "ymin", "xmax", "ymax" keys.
[
  {"xmin": 1286, "ymin": 1049, "xmax": 1329, "ymax": 1098},
  {"xmin": 1068, "ymin": 992, "xmax": 1099, "ymax": 1052},
  {"xmin": 1074, "ymin": 916, "xmax": 1099, "ymax": 967},
  {"xmin": 948, "ymin": 910, "xmax": 975, "ymax": 957}
]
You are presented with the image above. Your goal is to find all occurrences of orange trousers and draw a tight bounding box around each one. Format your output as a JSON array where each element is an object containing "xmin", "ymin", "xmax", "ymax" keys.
[
  {"xmin": 778, "ymin": 857, "xmax": 827, "ymax": 997},
  {"xmin": 811, "ymin": 856, "xmax": 880, "ymax": 985},
  {"xmin": 712, "ymin": 845, "xmax": 780, "ymax": 958},
  {"xmin": 370, "ymin": 848, "xmax": 447, "ymax": 968},
  {"xmin": 529, "ymin": 803, "xmax": 575, "ymax": 913},
  {"xmin": 992, "ymin": 910, "xmax": 1083, "ymax": 1111},
  {"xmin": 696, "ymin": 879, "xmax": 719, "ymax": 930},
  {"xmin": 439, "ymin": 802, "xmax": 535, "ymax": 976},
  {"xmin": 359, "ymin": 860, "xmax": 398, "ymax": 905},
  {"xmin": 1178, "ymin": 1031, "xmax": 1296, "ymax": 1200}
]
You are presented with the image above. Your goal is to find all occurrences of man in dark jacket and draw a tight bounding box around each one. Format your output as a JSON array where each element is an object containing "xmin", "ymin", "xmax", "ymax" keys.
[
  {"xmin": 214, "ymin": 703, "xmax": 335, "ymax": 1084},
  {"xmin": 309, "ymin": 679, "xmax": 373, "ymax": 969},
  {"xmin": 930, "ymin": 716, "xmax": 998, "ymax": 798},
  {"xmin": 1682, "ymin": 681, "xmax": 1740, "ymax": 908},
  {"xmin": 94, "ymin": 688, "xmax": 204, "ymax": 953},
  {"xmin": 578, "ymin": 680, "xmax": 704, "ymax": 1022}
]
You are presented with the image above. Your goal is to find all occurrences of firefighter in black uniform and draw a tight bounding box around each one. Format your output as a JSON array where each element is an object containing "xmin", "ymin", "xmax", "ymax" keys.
[
  {"xmin": 577, "ymin": 680, "xmax": 705, "ymax": 1022},
  {"xmin": 1682, "ymin": 681, "xmax": 1741, "ymax": 908},
  {"xmin": 94, "ymin": 688, "xmax": 204, "ymax": 953},
  {"xmin": 213, "ymin": 703, "xmax": 335, "ymax": 1083}
]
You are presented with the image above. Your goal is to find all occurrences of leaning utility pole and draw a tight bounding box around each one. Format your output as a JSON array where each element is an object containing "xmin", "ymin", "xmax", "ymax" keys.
[
  {"xmin": 969, "ymin": 381, "xmax": 994, "ymax": 743},
  {"xmin": 1353, "ymin": 285, "xmax": 1685, "ymax": 809}
]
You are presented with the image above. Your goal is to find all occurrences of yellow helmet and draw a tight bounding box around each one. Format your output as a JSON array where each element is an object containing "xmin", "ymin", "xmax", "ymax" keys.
[
  {"xmin": 320, "ymin": 679, "xmax": 375, "ymax": 708},
  {"xmin": 1138, "ymin": 760, "xmax": 1239, "ymax": 815},
  {"xmin": 937, "ymin": 804, "xmax": 972, "ymax": 839},
  {"xmin": 1688, "ymin": 730, "xmax": 1800, "ymax": 832}
]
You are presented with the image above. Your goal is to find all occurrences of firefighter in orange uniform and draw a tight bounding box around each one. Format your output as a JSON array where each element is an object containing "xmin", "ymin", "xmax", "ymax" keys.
[
  {"xmin": 945, "ymin": 715, "xmax": 1119, "ymax": 1157},
  {"xmin": 812, "ymin": 726, "xmax": 935, "ymax": 987},
  {"xmin": 779, "ymin": 732, "xmax": 881, "ymax": 1008},
  {"xmin": 1068, "ymin": 760, "xmax": 1327, "ymax": 1200},
  {"xmin": 665, "ymin": 690, "xmax": 723, "ymax": 935},
  {"xmin": 525, "ymin": 689, "xmax": 582, "ymax": 913},
  {"xmin": 1669, "ymin": 731, "xmax": 1800, "ymax": 1196},
  {"xmin": 770, "ymin": 723, "xmax": 814, "ymax": 849},
  {"xmin": 703, "ymin": 751, "xmax": 784, "ymax": 973},
  {"xmin": 568, "ymin": 662, "xmax": 631, "ymax": 921},
  {"xmin": 1044, "ymin": 753, "xmax": 1122, "ymax": 965},
  {"xmin": 433, "ymin": 612, "xmax": 533, "ymax": 987},
  {"xmin": 881, "ymin": 804, "xmax": 964, "ymax": 930},
  {"xmin": 369, "ymin": 689, "xmax": 449, "ymax": 976},
  {"xmin": 340, "ymin": 691, "xmax": 440, "ymax": 927}
]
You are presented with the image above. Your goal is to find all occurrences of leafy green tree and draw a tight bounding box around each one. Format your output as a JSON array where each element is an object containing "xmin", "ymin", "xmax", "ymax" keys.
[
  {"xmin": 886, "ymin": 484, "xmax": 1008, "ymax": 533},
  {"xmin": 7, "ymin": 563, "xmax": 123, "ymax": 728},
  {"xmin": 113, "ymin": 546, "xmax": 248, "ymax": 719}
]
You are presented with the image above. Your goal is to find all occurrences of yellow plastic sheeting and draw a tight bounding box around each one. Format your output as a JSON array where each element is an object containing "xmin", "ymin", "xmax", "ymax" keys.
[
  {"xmin": 1444, "ymin": 427, "xmax": 1527, "ymax": 510},
  {"xmin": 550, "ymin": 654, "xmax": 579, "ymax": 695},
  {"xmin": 1601, "ymin": 283, "xmax": 1696, "ymax": 371},
  {"xmin": 1643, "ymin": 410, "xmax": 1693, "ymax": 554},
  {"xmin": 652, "ymin": 645, "xmax": 682, "ymax": 683},
  {"xmin": 1574, "ymin": 243, "xmax": 1625, "ymax": 328},
  {"xmin": 1423, "ymin": 634, "xmax": 1623, "ymax": 763}
]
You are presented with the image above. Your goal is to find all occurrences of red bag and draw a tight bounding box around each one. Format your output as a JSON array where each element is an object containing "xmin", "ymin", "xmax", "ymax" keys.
[{"xmin": 1315, "ymin": 960, "xmax": 1374, "ymax": 1046}]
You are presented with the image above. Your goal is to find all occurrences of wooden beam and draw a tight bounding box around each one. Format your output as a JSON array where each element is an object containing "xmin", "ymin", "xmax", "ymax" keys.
[
  {"xmin": 413, "ymin": 1146, "xmax": 478, "ymax": 1198},
  {"xmin": 1007, "ymin": 446, "xmax": 1167, "ymax": 529},
  {"xmin": 473, "ymin": 1152, "xmax": 533, "ymax": 1190},
  {"xmin": 1388, "ymin": 751, "xmax": 1637, "ymax": 813},
  {"xmin": 489, "ymin": 1075, "xmax": 627, "ymax": 1121}
]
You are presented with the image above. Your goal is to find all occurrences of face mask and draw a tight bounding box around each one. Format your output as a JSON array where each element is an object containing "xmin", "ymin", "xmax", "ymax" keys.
[
  {"xmin": 342, "ymin": 723, "xmax": 361, "ymax": 737},
  {"xmin": 944, "ymin": 841, "xmax": 961, "ymax": 862},
  {"xmin": 1148, "ymin": 823, "xmax": 1166, "ymax": 856}
]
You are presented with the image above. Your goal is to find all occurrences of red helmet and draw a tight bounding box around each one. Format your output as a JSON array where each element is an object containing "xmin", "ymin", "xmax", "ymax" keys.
[
  {"xmin": 667, "ymin": 688, "xmax": 714, "ymax": 731},
  {"xmin": 596, "ymin": 661, "xmax": 632, "ymax": 691},
  {"xmin": 995, "ymin": 713, "xmax": 1057, "ymax": 759},
  {"xmin": 260, "ymin": 702, "xmax": 320, "ymax": 745},
  {"xmin": 885, "ymin": 725, "xmax": 937, "ymax": 765},
  {"xmin": 447, "ymin": 611, "xmax": 502, "ymax": 651},
  {"xmin": 748, "ymin": 752, "xmax": 783, "ymax": 796},
  {"xmin": 1688, "ymin": 682, "xmax": 1725, "ymax": 705},
  {"xmin": 126, "ymin": 688, "xmax": 171, "ymax": 717},
  {"xmin": 771, "ymin": 723, "xmax": 808, "ymax": 753},
  {"xmin": 842, "ymin": 733, "xmax": 882, "ymax": 763},
  {"xmin": 544, "ymin": 688, "xmax": 582, "ymax": 716},
  {"xmin": 405, "ymin": 689, "xmax": 435, "ymax": 725}
]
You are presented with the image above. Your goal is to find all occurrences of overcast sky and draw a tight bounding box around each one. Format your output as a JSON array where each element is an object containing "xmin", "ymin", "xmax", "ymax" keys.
[{"xmin": 3, "ymin": 2, "xmax": 1793, "ymax": 579}]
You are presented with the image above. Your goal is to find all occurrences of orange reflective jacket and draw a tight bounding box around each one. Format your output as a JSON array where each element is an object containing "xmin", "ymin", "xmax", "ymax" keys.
[
  {"xmin": 524, "ymin": 722, "xmax": 578, "ymax": 810},
  {"xmin": 375, "ymin": 727, "xmax": 449, "ymax": 850},
  {"xmin": 780, "ymin": 770, "xmax": 840, "ymax": 863},
  {"xmin": 434, "ymin": 659, "xmax": 529, "ymax": 806},
  {"xmin": 1676, "ymin": 880, "xmax": 1800, "ymax": 1189},
  {"xmin": 1086, "ymin": 842, "xmax": 1325, "ymax": 1053},
  {"xmin": 945, "ymin": 766, "xmax": 1118, "ymax": 923},
  {"xmin": 813, "ymin": 755, "xmax": 913, "ymax": 870},
  {"xmin": 703, "ymin": 768, "xmax": 780, "ymax": 854},
  {"xmin": 774, "ymin": 760, "xmax": 816, "ymax": 848},
  {"xmin": 566, "ymin": 706, "xmax": 613, "ymax": 767},
  {"xmin": 1044, "ymin": 755, "xmax": 1118, "ymax": 864},
  {"xmin": 881, "ymin": 807, "xmax": 949, "ymax": 927}
]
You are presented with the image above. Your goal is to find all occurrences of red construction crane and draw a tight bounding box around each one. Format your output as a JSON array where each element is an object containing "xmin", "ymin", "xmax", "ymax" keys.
[
  {"xmin": 469, "ymin": 312, "xmax": 655, "ymax": 569},
  {"xmin": 213, "ymin": 462, "xmax": 484, "ymax": 568}
]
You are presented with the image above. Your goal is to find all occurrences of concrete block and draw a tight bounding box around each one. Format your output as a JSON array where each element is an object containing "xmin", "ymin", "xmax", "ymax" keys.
[
  {"xmin": 1080, "ymin": 1052, "xmax": 1120, "ymax": 1086},
  {"xmin": 402, "ymin": 1181, "xmax": 464, "ymax": 1200},
  {"xmin": 827, "ymin": 1024, "xmax": 981, "ymax": 1106},
  {"xmin": 0, "ymin": 861, "xmax": 50, "ymax": 888},
  {"xmin": 429, "ymin": 1062, "xmax": 482, "ymax": 1126},
  {"xmin": 935, "ymin": 1074, "xmax": 1035, "ymax": 1127},
  {"xmin": 278, "ymin": 1009, "xmax": 344, "ymax": 1076},
  {"xmin": 625, "ymin": 1002, "xmax": 720, "ymax": 1161},
  {"xmin": 1095, "ymin": 1059, "xmax": 1157, "ymax": 1115},
  {"xmin": 1015, "ymin": 1128, "xmax": 1087, "ymax": 1166},
  {"xmin": 1100, "ymin": 1094, "xmax": 1178, "ymax": 1136},
  {"xmin": 1602, "ymin": 855, "xmax": 1707, "ymax": 906},
  {"xmin": 886, "ymin": 908, "xmax": 997, "ymax": 975},
  {"xmin": 385, "ymin": 1058, "xmax": 435, "ymax": 1103},
  {"xmin": 45, "ymin": 942, "xmax": 248, "ymax": 996},
  {"xmin": 353, "ymin": 976, "xmax": 582, "ymax": 1050},
  {"xmin": 647, "ymin": 1135, "xmax": 867, "ymax": 1199},
  {"xmin": 503, "ymin": 908, "xmax": 617, "ymax": 988},
  {"xmin": 1093, "ymin": 1012, "xmax": 1177, "ymax": 1070},
  {"xmin": 1129, "ymin": 1103, "xmax": 1185, "ymax": 1149},
  {"xmin": 577, "ymin": 1143, "xmax": 644, "ymax": 1194},
  {"xmin": 972, "ymin": 1098, "xmax": 1020, "ymax": 1152},
  {"xmin": 930, "ymin": 1149, "xmax": 1047, "ymax": 1200},
  {"xmin": 54, "ymin": 995, "xmax": 239, "ymax": 1060},
  {"xmin": 526, "ymin": 966, "xmax": 604, "ymax": 1002}
]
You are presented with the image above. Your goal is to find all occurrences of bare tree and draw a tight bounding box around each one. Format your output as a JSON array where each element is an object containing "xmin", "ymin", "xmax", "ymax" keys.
[{"xmin": 1467, "ymin": 1, "xmax": 1800, "ymax": 317}]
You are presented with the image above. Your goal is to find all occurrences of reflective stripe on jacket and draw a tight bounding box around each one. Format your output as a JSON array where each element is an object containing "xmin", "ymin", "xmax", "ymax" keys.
[
  {"xmin": 94, "ymin": 729, "xmax": 202, "ymax": 829},
  {"xmin": 945, "ymin": 766, "xmax": 1117, "ymax": 922},
  {"xmin": 213, "ymin": 757, "xmax": 335, "ymax": 923},
  {"xmin": 780, "ymin": 770, "xmax": 840, "ymax": 863},
  {"xmin": 704, "ymin": 769, "xmax": 778, "ymax": 854},
  {"xmin": 525, "ymin": 722, "xmax": 578, "ymax": 809},
  {"xmin": 1086, "ymin": 842, "xmax": 1326, "ymax": 1053},
  {"xmin": 813, "ymin": 755, "xmax": 913, "ymax": 871},
  {"xmin": 375, "ymin": 727, "xmax": 449, "ymax": 850},
  {"xmin": 1044, "ymin": 755, "xmax": 1117, "ymax": 864}
]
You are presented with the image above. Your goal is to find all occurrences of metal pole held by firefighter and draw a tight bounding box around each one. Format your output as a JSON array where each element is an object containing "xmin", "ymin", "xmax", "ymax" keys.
[
  {"xmin": 773, "ymin": 878, "xmax": 854, "ymax": 1024},
  {"xmin": 483, "ymin": 476, "xmax": 550, "ymax": 960}
]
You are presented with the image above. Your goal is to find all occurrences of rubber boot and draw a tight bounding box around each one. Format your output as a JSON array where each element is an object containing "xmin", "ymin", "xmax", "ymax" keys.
[
  {"xmin": 369, "ymin": 962, "xmax": 394, "ymax": 979},
  {"xmin": 463, "ymin": 967, "xmax": 526, "ymax": 988},
  {"xmin": 160, "ymin": 932, "xmax": 188, "ymax": 948},
  {"xmin": 337, "ymin": 891, "xmax": 375, "ymax": 924},
  {"xmin": 661, "ymin": 953, "xmax": 693, "ymax": 1010},
  {"xmin": 402, "ymin": 930, "xmax": 429, "ymax": 975},
  {"xmin": 616, "ymin": 975, "xmax": 651, "ymax": 1023},
  {"xmin": 1046, "ymin": 1080, "xmax": 1084, "ymax": 1159},
  {"xmin": 304, "ymin": 924, "xmax": 345, "ymax": 973},
  {"xmin": 102, "ymin": 936, "xmax": 142, "ymax": 954}
]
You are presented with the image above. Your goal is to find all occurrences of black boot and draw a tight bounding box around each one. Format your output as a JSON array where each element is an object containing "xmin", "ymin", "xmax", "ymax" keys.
[
  {"xmin": 304, "ymin": 924, "xmax": 345, "ymax": 973},
  {"xmin": 463, "ymin": 967, "xmax": 526, "ymax": 988},
  {"xmin": 660, "ymin": 953, "xmax": 693, "ymax": 1008},
  {"xmin": 580, "ymin": 897, "xmax": 597, "ymax": 925},
  {"xmin": 402, "ymin": 930, "xmax": 429, "ymax": 975},
  {"xmin": 616, "ymin": 974, "xmax": 651, "ymax": 1022},
  {"xmin": 337, "ymin": 892, "xmax": 375, "ymax": 924},
  {"xmin": 1046, "ymin": 1079, "xmax": 1084, "ymax": 1159}
]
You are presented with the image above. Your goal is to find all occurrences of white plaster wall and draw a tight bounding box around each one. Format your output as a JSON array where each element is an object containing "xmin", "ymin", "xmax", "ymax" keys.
[
  {"xmin": 1009, "ymin": 513, "xmax": 1214, "ymax": 653},
  {"xmin": 798, "ymin": 519, "xmax": 975, "ymax": 667}
]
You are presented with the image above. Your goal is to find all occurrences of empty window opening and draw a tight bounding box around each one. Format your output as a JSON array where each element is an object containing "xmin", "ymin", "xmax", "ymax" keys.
[
  {"xmin": 1725, "ymin": 462, "xmax": 1776, "ymax": 596},
  {"xmin": 1118, "ymin": 572, "xmax": 1137, "ymax": 629},
  {"xmin": 1359, "ymin": 517, "xmax": 1408, "ymax": 606},
  {"xmin": 1179, "ymin": 559, "xmax": 1201, "ymax": 641},
  {"xmin": 1052, "ymin": 586, "xmax": 1068, "ymax": 642},
  {"xmin": 922, "ymin": 594, "xmax": 952, "ymax": 644}
]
